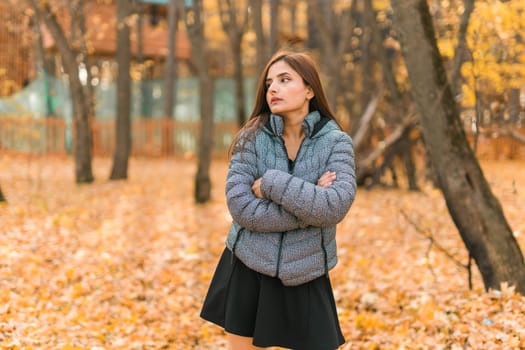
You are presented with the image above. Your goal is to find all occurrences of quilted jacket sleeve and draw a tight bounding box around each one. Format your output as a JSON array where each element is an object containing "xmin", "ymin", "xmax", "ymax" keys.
[
  {"xmin": 226, "ymin": 137, "xmax": 304, "ymax": 233},
  {"xmin": 260, "ymin": 132, "xmax": 356, "ymax": 228}
]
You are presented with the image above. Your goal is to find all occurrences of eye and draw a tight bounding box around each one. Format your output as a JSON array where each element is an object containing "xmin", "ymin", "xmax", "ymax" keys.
[{"xmin": 280, "ymin": 77, "xmax": 291, "ymax": 83}]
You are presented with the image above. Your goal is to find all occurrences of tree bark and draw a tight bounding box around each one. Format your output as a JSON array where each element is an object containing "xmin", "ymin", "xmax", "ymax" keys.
[
  {"xmin": 110, "ymin": 0, "xmax": 133, "ymax": 180},
  {"xmin": 29, "ymin": 0, "xmax": 94, "ymax": 183},
  {"xmin": 218, "ymin": 0, "xmax": 249, "ymax": 127},
  {"xmin": 308, "ymin": 0, "xmax": 356, "ymax": 109},
  {"xmin": 231, "ymin": 36, "xmax": 247, "ymax": 127},
  {"xmin": 508, "ymin": 88, "xmax": 520, "ymax": 125},
  {"xmin": 162, "ymin": 0, "xmax": 179, "ymax": 154},
  {"xmin": 72, "ymin": 0, "xmax": 96, "ymax": 128},
  {"xmin": 164, "ymin": 0, "xmax": 178, "ymax": 119},
  {"xmin": 136, "ymin": 2, "xmax": 150, "ymax": 118},
  {"xmin": 0, "ymin": 183, "xmax": 6, "ymax": 203},
  {"xmin": 391, "ymin": 0, "xmax": 525, "ymax": 293},
  {"xmin": 250, "ymin": 0, "xmax": 266, "ymax": 75},
  {"xmin": 184, "ymin": 0, "xmax": 214, "ymax": 203},
  {"xmin": 361, "ymin": 0, "xmax": 375, "ymax": 113},
  {"xmin": 268, "ymin": 0, "xmax": 279, "ymax": 55},
  {"xmin": 356, "ymin": 114, "xmax": 416, "ymax": 187},
  {"xmin": 289, "ymin": 0, "xmax": 298, "ymax": 34},
  {"xmin": 366, "ymin": 0, "xmax": 419, "ymax": 190},
  {"xmin": 32, "ymin": 16, "xmax": 53, "ymax": 117},
  {"xmin": 450, "ymin": 0, "xmax": 475, "ymax": 97},
  {"xmin": 195, "ymin": 71, "xmax": 214, "ymax": 203}
]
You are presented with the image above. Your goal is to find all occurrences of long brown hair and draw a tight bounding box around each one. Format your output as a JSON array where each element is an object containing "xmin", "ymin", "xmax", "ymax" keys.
[{"xmin": 229, "ymin": 50, "xmax": 339, "ymax": 155}]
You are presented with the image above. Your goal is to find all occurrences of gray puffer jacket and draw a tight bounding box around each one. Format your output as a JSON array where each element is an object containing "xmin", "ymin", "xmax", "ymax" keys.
[{"xmin": 225, "ymin": 110, "xmax": 356, "ymax": 286}]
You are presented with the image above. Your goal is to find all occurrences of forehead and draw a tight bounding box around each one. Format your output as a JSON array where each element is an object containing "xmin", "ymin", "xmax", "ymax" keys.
[{"xmin": 266, "ymin": 60, "xmax": 299, "ymax": 79}]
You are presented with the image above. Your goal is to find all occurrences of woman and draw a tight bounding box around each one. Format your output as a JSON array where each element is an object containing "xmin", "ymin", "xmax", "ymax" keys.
[{"xmin": 200, "ymin": 50, "xmax": 356, "ymax": 350}]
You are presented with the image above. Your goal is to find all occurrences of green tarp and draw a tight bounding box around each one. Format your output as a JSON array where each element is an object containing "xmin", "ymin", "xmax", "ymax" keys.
[
  {"xmin": 0, "ymin": 72, "xmax": 255, "ymax": 153},
  {"xmin": 0, "ymin": 72, "xmax": 255, "ymax": 122}
]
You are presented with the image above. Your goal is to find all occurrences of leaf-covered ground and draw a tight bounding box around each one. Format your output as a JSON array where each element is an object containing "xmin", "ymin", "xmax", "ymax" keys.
[{"xmin": 1, "ymin": 155, "xmax": 524, "ymax": 349}]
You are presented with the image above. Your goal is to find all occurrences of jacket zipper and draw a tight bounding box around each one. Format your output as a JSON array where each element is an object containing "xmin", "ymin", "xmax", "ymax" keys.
[
  {"xmin": 275, "ymin": 232, "xmax": 285, "ymax": 277},
  {"xmin": 275, "ymin": 135, "xmax": 306, "ymax": 278},
  {"xmin": 320, "ymin": 229, "xmax": 329, "ymax": 277},
  {"xmin": 231, "ymin": 228, "xmax": 244, "ymax": 264}
]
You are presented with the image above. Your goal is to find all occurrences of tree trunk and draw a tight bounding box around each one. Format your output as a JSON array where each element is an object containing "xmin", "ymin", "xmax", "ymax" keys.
[
  {"xmin": 0, "ymin": 183, "xmax": 6, "ymax": 203},
  {"xmin": 356, "ymin": 114, "xmax": 416, "ymax": 187},
  {"xmin": 73, "ymin": 0, "xmax": 96, "ymax": 127},
  {"xmin": 450, "ymin": 0, "xmax": 475, "ymax": 97},
  {"xmin": 32, "ymin": 17, "xmax": 53, "ymax": 117},
  {"xmin": 162, "ymin": 0, "xmax": 178, "ymax": 154},
  {"xmin": 164, "ymin": 0, "xmax": 178, "ymax": 119},
  {"xmin": 269, "ymin": 0, "xmax": 279, "ymax": 55},
  {"xmin": 195, "ymin": 71, "xmax": 214, "ymax": 203},
  {"xmin": 400, "ymin": 134, "xmax": 419, "ymax": 191},
  {"xmin": 306, "ymin": 1, "xmax": 320, "ymax": 50},
  {"xmin": 232, "ymin": 36, "xmax": 246, "ymax": 127},
  {"xmin": 218, "ymin": 0, "xmax": 248, "ymax": 127},
  {"xmin": 309, "ymin": 0, "xmax": 355, "ymax": 110},
  {"xmin": 28, "ymin": 0, "xmax": 94, "ymax": 183},
  {"xmin": 361, "ymin": 0, "xmax": 375, "ymax": 114},
  {"xmin": 250, "ymin": 0, "xmax": 266, "ymax": 75},
  {"xmin": 184, "ymin": 0, "xmax": 214, "ymax": 203},
  {"xmin": 508, "ymin": 88, "xmax": 520, "ymax": 125},
  {"xmin": 110, "ymin": 0, "xmax": 133, "ymax": 180},
  {"xmin": 391, "ymin": 0, "xmax": 525, "ymax": 293},
  {"xmin": 366, "ymin": 0, "xmax": 419, "ymax": 190},
  {"xmin": 136, "ymin": 2, "xmax": 150, "ymax": 118}
]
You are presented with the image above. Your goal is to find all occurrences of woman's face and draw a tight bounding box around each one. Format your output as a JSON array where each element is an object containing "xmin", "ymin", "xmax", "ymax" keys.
[{"xmin": 265, "ymin": 60, "xmax": 313, "ymax": 119}]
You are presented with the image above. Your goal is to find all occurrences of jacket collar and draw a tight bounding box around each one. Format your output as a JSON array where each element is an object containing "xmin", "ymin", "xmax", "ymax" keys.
[{"xmin": 267, "ymin": 111, "xmax": 322, "ymax": 138}]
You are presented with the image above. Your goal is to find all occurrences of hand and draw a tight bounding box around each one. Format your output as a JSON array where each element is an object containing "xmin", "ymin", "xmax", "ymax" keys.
[
  {"xmin": 317, "ymin": 171, "xmax": 336, "ymax": 188},
  {"xmin": 252, "ymin": 178, "xmax": 263, "ymax": 198}
]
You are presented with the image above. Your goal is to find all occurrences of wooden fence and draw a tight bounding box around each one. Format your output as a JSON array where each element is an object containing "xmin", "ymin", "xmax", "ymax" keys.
[
  {"xmin": 92, "ymin": 119, "xmax": 238, "ymax": 157},
  {"xmin": 1, "ymin": 116, "xmax": 524, "ymax": 160},
  {"xmin": 0, "ymin": 117, "xmax": 238, "ymax": 157},
  {"xmin": 0, "ymin": 117, "xmax": 66, "ymax": 154}
]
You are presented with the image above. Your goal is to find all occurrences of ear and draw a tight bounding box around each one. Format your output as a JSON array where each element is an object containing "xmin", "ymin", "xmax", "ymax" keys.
[{"xmin": 306, "ymin": 86, "xmax": 315, "ymax": 100}]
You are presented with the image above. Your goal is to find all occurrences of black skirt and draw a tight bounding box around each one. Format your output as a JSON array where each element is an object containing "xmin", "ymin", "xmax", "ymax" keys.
[{"xmin": 200, "ymin": 247, "xmax": 345, "ymax": 350}]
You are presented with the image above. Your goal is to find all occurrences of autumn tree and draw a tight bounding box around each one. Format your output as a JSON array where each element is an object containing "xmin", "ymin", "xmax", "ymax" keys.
[
  {"xmin": 249, "ymin": 0, "xmax": 279, "ymax": 74},
  {"xmin": 449, "ymin": 0, "xmax": 475, "ymax": 96},
  {"xmin": 307, "ymin": 0, "xmax": 356, "ymax": 109},
  {"xmin": 28, "ymin": 0, "xmax": 94, "ymax": 183},
  {"xmin": 268, "ymin": 0, "xmax": 279, "ymax": 55},
  {"xmin": 164, "ymin": 0, "xmax": 179, "ymax": 120},
  {"xmin": 183, "ymin": 0, "xmax": 214, "ymax": 203},
  {"xmin": 70, "ymin": 0, "xmax": 95, "ymax": 124},
  {"xmin": 355, "ymin": 0, "xmax": 419, "ymax": 190},
  {"xmin": 135, "ymin": 1, "xmax": 150, "ymax": 118},
  {"xmin": 110, "ymin": 0, "xmax": 133, "ymax": 180},
  {"xmin": 463, "ymin": 0, "xmax": 525, "ymax": 127},
  {"xmin": 249, "ymin": 0, "xmax": 266, "ymax": 75},
  {"xmin": 430, "ymin": 0, "xmax": 525, "ymax": 127},
  {"xmin": 218, "ymin": 0, "xmax": 249, "ymax": 127},
  {"xmin": 391, "ymin": 0, "xmax": 525, "ymax": 294}
]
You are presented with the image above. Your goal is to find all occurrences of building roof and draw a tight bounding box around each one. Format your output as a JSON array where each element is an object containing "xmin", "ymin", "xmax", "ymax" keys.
[{"xmin": 41, "ymin": 2, "xmax": 191, "ymax": 60}]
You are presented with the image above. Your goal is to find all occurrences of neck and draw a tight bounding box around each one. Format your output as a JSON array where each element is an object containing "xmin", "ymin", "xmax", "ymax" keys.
[{"xmin": 282, "ymin": 111, "xmax": 308, "ymax": 138}]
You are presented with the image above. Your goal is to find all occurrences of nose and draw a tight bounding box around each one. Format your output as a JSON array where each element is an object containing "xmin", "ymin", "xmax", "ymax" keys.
[{"xmin": 267, "ymin": 81, "xmax": 277, "ymax": 93}]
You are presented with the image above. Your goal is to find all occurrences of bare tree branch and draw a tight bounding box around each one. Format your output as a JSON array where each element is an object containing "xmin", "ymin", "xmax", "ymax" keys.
[
  {"xmin": 400, "ymin": 210, "xmax": 470, "ymax": 274},
  {"xmin": 450, "ymin": 0, "xmax": 475, "ymax": 96},
  {"xmin": 352, "ymin": 92, "xmax": 382, "ymax": 151}
]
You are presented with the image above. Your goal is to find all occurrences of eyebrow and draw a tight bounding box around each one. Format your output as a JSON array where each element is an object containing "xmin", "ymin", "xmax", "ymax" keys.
[{"xmin": 265, "ymin": 71, "xmax": 291, "ymax": 84}]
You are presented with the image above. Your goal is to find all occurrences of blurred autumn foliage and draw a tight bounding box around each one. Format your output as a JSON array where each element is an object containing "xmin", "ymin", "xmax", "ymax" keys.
[{"xmin": 1, "ymin": 155, "xmax": 524, "ymax": 349}]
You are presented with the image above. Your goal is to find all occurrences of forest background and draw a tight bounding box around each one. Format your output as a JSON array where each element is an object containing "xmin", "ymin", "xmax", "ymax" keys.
[{"xmin": 1, "ymin": 0, "xmax": 525, "ymax": 348}]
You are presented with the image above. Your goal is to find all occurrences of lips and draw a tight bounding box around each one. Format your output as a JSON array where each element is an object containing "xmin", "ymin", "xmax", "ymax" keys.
[{"xmin": 270, "ymin": 97, "xmax": 282, "ymax": 104}]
